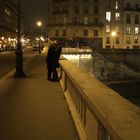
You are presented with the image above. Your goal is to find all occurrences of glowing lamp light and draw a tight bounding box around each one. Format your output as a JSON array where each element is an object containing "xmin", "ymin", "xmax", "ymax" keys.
[
  {"xmin": 111, "ymin": 31, "xmax": 116, "ymax": 37},
  {"xmin": 37, "ymin": 21, "xmax": 42, "ymax": 27},
  {"xmin": 36, "ymin": 37, "xmax": 39, "ymax": 41},
  {"xmin": 1, "ymin": 37, "xmax": 4, "ymax": 40}
]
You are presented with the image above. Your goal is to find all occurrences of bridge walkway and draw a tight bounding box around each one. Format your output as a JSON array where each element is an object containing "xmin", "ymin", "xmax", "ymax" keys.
[{"xmin": 0, "ymin": 54, "xmax": 79, "ymax": 140}]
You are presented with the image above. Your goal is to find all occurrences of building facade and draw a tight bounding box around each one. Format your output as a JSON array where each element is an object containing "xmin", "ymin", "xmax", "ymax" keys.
[
  {"xmin": 47, "ymin": 0, "xmax": 140, "ymax": 49},
  {"xmin": 0, "ymin": 0, "xmax": 18, "ymax": 49}
]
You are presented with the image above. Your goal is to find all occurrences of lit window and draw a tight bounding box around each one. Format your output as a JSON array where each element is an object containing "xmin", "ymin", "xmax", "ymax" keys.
[
  {"xmin": 115, "ymin": 12, "xmax": 120, "ymax": 21},
  {"xmin": 135, "ymin": 27, "xmax": 139, "ymax": 34},
  {"xmin": 106, "ymin": 11, "xmax": 111, "ymax": 22},
  {"xmin": 106, "ymin": 25, "xmax": 110, "ymax": 33},
  {"xmin": 115, "ymin": 1, "xmax": 119, "ymax": 9},
  {"xmin": 126, "ymin": 27, "xmax": 131, "ymax": 34}
]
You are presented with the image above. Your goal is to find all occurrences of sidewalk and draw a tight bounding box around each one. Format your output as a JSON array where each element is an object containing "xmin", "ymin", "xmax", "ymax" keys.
[{"xmin": 0, "ymin": 53, "xmax": 79, "ymax": 140}]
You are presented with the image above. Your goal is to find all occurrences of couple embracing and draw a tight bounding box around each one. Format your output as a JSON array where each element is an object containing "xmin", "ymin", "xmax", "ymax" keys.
[{"xmin": 45, "ymin": 41, "xmax": 62, "ymax": 82}]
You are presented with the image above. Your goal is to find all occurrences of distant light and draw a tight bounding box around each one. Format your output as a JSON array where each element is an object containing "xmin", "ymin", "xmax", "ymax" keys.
[
  {"xmin": 36, "ymin": 37, "xmax": 39, "ymax": 41},
  {"xmin": 37, "ymin": 21, "xmax": 42, "ymax": 27},
  {"xmin": 40, "ymin": 36, "xmax": 45, "ymax": 41},
  {"xmin": 1, "ymin": 37, "xmax": 4, "ymax": 40},
  {"xmin": 8, "ymin": 38, "xmax": 11, "ymax": 41},
  {"xmin": 21, "ymin": 38, "xmax": 25, "ymax": 43},
  {"xmin": 111, "ymin": 31, "xmax": 116, "ymax": 37}
]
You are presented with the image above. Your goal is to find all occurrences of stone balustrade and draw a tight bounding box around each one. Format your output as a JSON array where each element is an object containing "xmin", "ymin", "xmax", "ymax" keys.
[{"xmin": 59, "ymin": 59, "xmax": 140, "ymax": 140}]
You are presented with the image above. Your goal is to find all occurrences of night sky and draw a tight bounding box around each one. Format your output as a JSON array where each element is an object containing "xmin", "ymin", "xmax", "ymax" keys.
[{"xmin": 12, "ymin": 0, "xmax": 48, "ymax": 30}]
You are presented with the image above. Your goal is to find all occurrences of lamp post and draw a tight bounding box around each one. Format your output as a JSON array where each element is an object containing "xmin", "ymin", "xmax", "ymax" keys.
[
  {"xmin": 36, "ymin": 21, "xmax": 42, "ymax": 53},
  {"xmin": 111, "ymin": 31, "xmax": 116, "ymax": 49},
  {"xmin": 14, "ymin": 0, "xmax": 25, "ymax": 77}
]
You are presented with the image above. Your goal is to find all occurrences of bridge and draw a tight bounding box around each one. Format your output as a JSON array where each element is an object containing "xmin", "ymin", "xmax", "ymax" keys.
[
  {"xmin": 60, "ymin": 48, "xmax": 140, "ymax": 140},
  {"xmin": 0, "ymin": 48, "xmax": 140, "ymax": 140},
  {"xmin": 59, "ymin": 58, "xmax": 140, "ymax": 140}
]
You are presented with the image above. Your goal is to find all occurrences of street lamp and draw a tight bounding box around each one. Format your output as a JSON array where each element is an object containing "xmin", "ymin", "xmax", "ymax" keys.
[
  {"xmin": 111, "ymin": 31, "xmax": 116, "ymax": 49},
  {"xmin": 14, "ymin": 0, "xmax": 25, "ymax": 77},
  {"xmin": 36, "ymin": 21, "xmax": 42, "ymax": 53}
]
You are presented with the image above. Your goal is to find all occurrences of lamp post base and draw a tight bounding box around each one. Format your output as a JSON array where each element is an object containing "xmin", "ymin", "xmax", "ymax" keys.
[{"xmin": 14, "ymin": 50, "xmax": 25, "ymax": 78}]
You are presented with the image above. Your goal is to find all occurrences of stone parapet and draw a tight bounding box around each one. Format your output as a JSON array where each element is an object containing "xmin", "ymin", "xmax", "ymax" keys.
[{"xmin": 59, "ymin": 59, "xmax": 140, "ymax": 140}]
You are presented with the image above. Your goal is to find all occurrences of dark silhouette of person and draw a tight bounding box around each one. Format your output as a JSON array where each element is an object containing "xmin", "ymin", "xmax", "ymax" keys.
[{"xmin": 46, "ymin": 42, "xmax": 62, "ymax": 81}]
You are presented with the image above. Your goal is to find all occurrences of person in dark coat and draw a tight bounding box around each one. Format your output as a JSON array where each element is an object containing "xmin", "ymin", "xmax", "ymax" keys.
[
  {"xmin": 46, "ymin": 42, "xmax": 62, "ymax": 81},
  {"xmin": 46, "ymin": 43, "xmax": 55, "ymax": 81},
  {"xmin": 55, "ymin": 43, "xmax": 62, "ymax": 68}
]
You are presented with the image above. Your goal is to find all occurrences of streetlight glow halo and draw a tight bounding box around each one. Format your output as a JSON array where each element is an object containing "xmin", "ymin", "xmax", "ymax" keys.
[
  {"xmin": 111, "ymin": 31, "xmax": 117, "ymax": 37},
  {"xmin": 37, "ymin": 21, "xmax": 42, "ymax": 27}
]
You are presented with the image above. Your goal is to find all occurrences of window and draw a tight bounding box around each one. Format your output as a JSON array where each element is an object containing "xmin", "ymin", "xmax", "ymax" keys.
[
  {"xmin": 55, "ymin": 30, "xmax": 59, "ymax": 36},
  {"xmin": 74, "ymin": 5, "xmax": 79, "ymax": 14},
  {"xmin": 106, "ymin": 25, "xmax": 110, "ymax": 33},
  {"xmin": 106, "ymin": 0, "xmax": 111, "ymax": 9},
  {"xmin": 135, "ymin": 4, "xmax": 139, "ymax": 10},
  {"xmin": 126, "ymin": 37, "xmax": 131, "ymax": 44},
  {"xmin": 135, "ymin": 27, "xmax": 139, "ymax": 34},
  {"xmin": 116, "ymin": 37, "xmax": 120, "ymax": 44},
  {"xmin": 62, "ymin": 30, "xmax": 67, "ymax": 36},
  {"xmin": 106, "ymin": 37, "xmax": 110, "ymax": 44},
  {"xmin": 134, "ymin": 37, "xmax": 139, "ymax": 43},
  {"xmin": 74, "ymin": 17, "xmax": 79, "ymax": 24},
  {"xmin": 84, "ymin": 29, "xmax": 88, "ymax": 36},
  {"xmin": 94, "ymin": 6, "xmax": 99, "ymax": 14},
  {"xmin": 135, "ymin": 15, "xmax": 139, "ymax": 24},
  {"xmin": 94, "ymin": 18, "xmax": 99, "ymax": 25},
  {"xmin": 115, "ymin": 26, "xmax": 120, "ymax": 33},
  {"xmin": 115, "ymin": 1, "xmax": 119, "ymax": 9},
  {"xmin": 94, "ymin": 30, "xmax": 99, "ymax": 36},
  {"xmin": 83, "ymin": 5, "xmax": 88, "ymax": 13},
  {"xmin": 126, "ymin": 14, "xmax": 131, "ymax": 24},
  {"xmin": 106, "ymin": 11, "xmax": 111, "ymax": 22},
  {"xmin": 84, "ymin": 17, "xmax": 88, "ymax": 25},
  {"xmin": 126, "ymin": 27, "xmax": 131, "ymax": 34},
  {"xmin": 126, "ymin": 3, "xmax": 131, "ymax": 9},
  {"xmin": 115, "ymin": 12, "xmax": 120, "ymax": 21}
]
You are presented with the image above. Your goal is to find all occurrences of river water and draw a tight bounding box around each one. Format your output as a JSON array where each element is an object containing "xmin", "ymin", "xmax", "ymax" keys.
[{"xmin": 63, "ymin": 54, "xmax": 140, "ymax": 107}]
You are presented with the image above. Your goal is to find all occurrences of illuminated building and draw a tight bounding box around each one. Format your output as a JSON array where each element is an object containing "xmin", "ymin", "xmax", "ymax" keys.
[
  {"xmin": 0, "ymin": 0, "xmax": 17, "ymax": 47},
  {"xmin": 47, "ymin": 0, "xmax": 140, "ymax": 49}
]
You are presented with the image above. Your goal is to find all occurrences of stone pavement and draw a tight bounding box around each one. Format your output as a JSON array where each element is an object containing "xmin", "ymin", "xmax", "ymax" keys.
[{"xmin": 0, "ymin": 54, "xmax": 79, "ymax": 140}]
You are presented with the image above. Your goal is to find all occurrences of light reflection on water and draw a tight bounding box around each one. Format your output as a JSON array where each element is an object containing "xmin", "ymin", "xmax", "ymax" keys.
[{"xmin": 63, "ymin": 54, "xmax": 140, "ymax": 107}]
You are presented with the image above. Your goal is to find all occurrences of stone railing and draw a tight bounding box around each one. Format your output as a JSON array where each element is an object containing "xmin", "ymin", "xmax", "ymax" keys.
[{"xmin": 59, "ymin": 59, "xmax": 140, "ymax": 140}]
